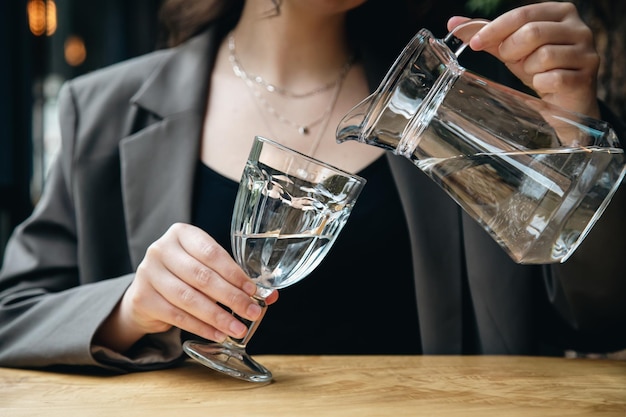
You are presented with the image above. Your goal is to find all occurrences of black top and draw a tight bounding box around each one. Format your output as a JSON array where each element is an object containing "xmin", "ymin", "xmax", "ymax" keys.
[{"xmin": 192, "ymin": 156, "xmax": 420, "ymax": 354}]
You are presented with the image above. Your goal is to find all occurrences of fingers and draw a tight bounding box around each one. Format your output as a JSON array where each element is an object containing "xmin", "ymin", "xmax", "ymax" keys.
[
  {"xmin": 127, "ymin": 222, "xmax": 278, "ymax": 343},
  {"xmin": 168, "ymin": 233, "xmax": 261, "ymax": 319},
  {"xmin": 174, "ymin": 224, "xmax": 279, "ymax": 306},
  {"xmin": 470, "ymin": 2, "xmax": 585, "ymax": 50},
  {"xmin": 123, "ymin": 276, "xmax": 236, "ymax": 343},
  {"xmin": 495, "ymin": 22, "xmax": 581, "ymax": 63},
  {"xmin": 446, "ymin": 15, "xmax": 471, "ymax": 33},
  {"xmin": 522, "ymin": 42, "xmax": 584, "ymax": 74},
  {"xmin": 446, "ymin": 2, "xmax": 600, "ymax": 117},
  {"xmin": 176, "ymin": 224, "xmax": 258, "ymax": 298},
  {"xmin": 151, "ymin": 225, "xmax": 257, "ymax": 307}
]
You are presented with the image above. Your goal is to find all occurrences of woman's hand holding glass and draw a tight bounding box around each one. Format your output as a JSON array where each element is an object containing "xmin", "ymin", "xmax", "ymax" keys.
[
  {"xmin": 183, "ymin": 136, "xmax": 366, "ymax": 382},
  {"xmin": 94, "ymin": 222, "xmax": 278, "ymax": 354}
]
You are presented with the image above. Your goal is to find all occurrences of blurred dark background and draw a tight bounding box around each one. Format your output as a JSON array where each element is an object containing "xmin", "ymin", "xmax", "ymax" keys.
[
  {"xmin": 1, "ymin": 0, "xmax": 162, "ymax": 259},
  {"xmin": 1, "ymin": 0, "xmax": 624, "ymax": 262}
]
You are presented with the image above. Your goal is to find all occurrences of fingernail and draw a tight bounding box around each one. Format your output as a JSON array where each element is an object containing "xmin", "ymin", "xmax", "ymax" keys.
[
  {"xmin": 229, "ymin": 320, "xmax": 247, "ymax": 336},
  {"xmin": 247, "ymin": 303, "xmax": 262, "ymax": 319}
]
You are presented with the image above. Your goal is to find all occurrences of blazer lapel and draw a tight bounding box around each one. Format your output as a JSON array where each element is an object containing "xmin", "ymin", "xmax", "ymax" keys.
[{"xmin": 119, "ymin": 28, "xmax": 219, "ymax": 267}]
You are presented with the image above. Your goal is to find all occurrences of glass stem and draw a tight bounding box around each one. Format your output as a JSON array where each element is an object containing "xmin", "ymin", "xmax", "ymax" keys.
[{"xmin": 224, "ymin": 290, "xmax": 269, "ymax": 350}]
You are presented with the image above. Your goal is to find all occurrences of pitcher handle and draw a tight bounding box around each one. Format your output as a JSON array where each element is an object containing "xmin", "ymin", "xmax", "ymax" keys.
[{"xmin": 444, "ymin": 18, "xmax": 490, "ymax": 57}]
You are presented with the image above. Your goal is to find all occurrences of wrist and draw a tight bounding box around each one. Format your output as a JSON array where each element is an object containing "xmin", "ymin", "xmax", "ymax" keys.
[{"xmin": 93, "ymin": 299, "xmax": 147, "ymax": 354}]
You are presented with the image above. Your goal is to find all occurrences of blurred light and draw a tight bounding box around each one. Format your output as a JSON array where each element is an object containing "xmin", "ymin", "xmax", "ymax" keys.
[
  {"xmin": 64, "ymin": 36, "xmax": 87, "ymax": 67},
  {"xmin": 46, "ymin": 1, "xmax": 57, "ymax": 36},
  {"xmin": 27, "ymin": 0, "xmax": 46, "ymax": 36},
  {"xmin": 27, "ymin": 0, "xmax": 57, "ymax": 36}
]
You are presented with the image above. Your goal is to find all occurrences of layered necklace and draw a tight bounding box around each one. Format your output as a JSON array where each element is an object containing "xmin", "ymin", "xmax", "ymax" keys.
[{"xmin": 228, "ymin": 33, "xmax": 353, "ymax": 154}]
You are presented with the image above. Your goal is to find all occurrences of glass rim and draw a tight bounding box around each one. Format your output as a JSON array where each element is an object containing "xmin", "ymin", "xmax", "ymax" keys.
[{"xmin": 253, "ymin": 135, "xmax": 368, "ymax": 185}]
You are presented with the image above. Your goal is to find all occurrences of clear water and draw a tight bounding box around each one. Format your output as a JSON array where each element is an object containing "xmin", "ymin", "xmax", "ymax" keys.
[
  {"xmin": 339, "ymin": 67, "xmax": 626, "ymax": 263},
  {"xmin": 232, "ymin": 232, "xmax": 332, "ymax": 289},
  {"xmin": 231, "ymin": 162, "xmax": 354, "ymax": 288},
  {"xmin": 412, "ymin": 145, "xmax": 625, "ymax": 263}
]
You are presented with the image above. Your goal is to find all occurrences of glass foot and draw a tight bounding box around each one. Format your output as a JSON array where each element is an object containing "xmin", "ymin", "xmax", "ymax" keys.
[{"xmin": 183, "ymin": 340, "xmax": 273, "ymax": 383}]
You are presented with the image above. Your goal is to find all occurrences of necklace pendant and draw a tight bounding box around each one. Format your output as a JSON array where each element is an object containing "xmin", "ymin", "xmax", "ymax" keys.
[{"xmin": 299, "ymin": 126, "xmax": 309, "ymax": 135}]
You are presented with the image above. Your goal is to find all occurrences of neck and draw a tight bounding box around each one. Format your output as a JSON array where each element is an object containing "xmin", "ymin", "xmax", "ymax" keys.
[{"xmin": 232, "ymin": 2, "xmax": 353, "ymax": 90}]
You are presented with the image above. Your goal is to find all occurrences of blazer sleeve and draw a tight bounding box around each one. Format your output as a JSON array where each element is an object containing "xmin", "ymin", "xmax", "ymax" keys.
[{"xmin": 0, "ymin": 82, "xmax": 183, "ymax": 372}]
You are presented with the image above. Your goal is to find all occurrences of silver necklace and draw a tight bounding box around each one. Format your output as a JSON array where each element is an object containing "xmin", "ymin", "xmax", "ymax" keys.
[
  {"xmin": 240, "ymin": 68, "xmax": 345, "ymax": 157},
  {"xmin": 228, "ymin": 34, "xmax": 353, "ymax": 99},
  {"xmin": 230, "ymin": 39, "xmax": 348, "ymax": 156},
  {"xmin": 228, "ymin": 34, "xmax": 353, "ymax": 136}
]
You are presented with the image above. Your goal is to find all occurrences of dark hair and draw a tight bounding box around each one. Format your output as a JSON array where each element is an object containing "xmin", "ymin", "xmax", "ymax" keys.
[
  {"xmin": 158, "ymin": 0, "xmax": 282, "ymax": 48},
  {"xmin": 157, "ymin": 0, "xmax": 467, "ymax": 71}
]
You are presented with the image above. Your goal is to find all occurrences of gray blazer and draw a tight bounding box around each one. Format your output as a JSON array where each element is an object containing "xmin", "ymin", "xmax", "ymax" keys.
[{"xmin": 1, "ymin": 26, "xmax": 625, "ymax": 372}]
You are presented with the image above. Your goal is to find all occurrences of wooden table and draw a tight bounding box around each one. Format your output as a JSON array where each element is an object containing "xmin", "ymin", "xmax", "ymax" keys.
[{"xmin": 1, "ymin": 355, "xmax": 625, "ymax": 416}]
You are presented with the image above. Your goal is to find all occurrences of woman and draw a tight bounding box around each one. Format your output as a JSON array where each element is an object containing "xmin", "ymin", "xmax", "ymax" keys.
[{"xmin": 1, "ymin": 0, "xmax": 624, "ymax": 372}]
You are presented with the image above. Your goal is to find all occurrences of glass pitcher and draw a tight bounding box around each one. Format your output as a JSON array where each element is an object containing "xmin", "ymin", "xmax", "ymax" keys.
[{"xmin": 336, "ymin": 19, "xmax": 626, "ymax": 264}]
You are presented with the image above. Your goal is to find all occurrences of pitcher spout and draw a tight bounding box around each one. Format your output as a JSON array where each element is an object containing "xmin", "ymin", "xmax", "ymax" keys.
[
  {"xmin": 336, "ymin": 96, "xmax": 371, "ymax": 145},
  {"xmin": 336, "ymin": 93, "xmax": 402, "ymax": 153}
]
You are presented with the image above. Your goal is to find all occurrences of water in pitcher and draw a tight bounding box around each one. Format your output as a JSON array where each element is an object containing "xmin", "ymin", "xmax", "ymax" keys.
[
  {"xmin": 339, "ymin": 68, "xmax": 626, "ymax": 263},
  {"xmin": 412, "ymin": 143, "xmax": 624, "ymax": 263},
  {"xmin": 359, "ymin": 86, "xmax": 625, "ymax": 263},
  {"xmin": 336, "ymin": 24, "xmax": 626, "ymax": 264}
]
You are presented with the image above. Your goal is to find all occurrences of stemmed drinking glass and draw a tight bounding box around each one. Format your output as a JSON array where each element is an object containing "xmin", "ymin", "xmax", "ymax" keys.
[{"xmin": 183, "ymin": 136, "xmax": 366, "ymax": 382}]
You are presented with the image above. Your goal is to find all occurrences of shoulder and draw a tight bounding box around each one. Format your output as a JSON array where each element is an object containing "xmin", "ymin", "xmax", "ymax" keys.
[
  {"xmin": 54, "ymin": 49, "xmax": 178, "ymax": 164},
  {"xmin": 58, "ymin": 48, "xmax": 175, "ymax": 110},
  {"xmin": 58, "ymin": 25, "xmax": 217, "ymax": 111},
  {"xmin": 54, "ymin": 27, "xmax": 217, "ymax": 167}
]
